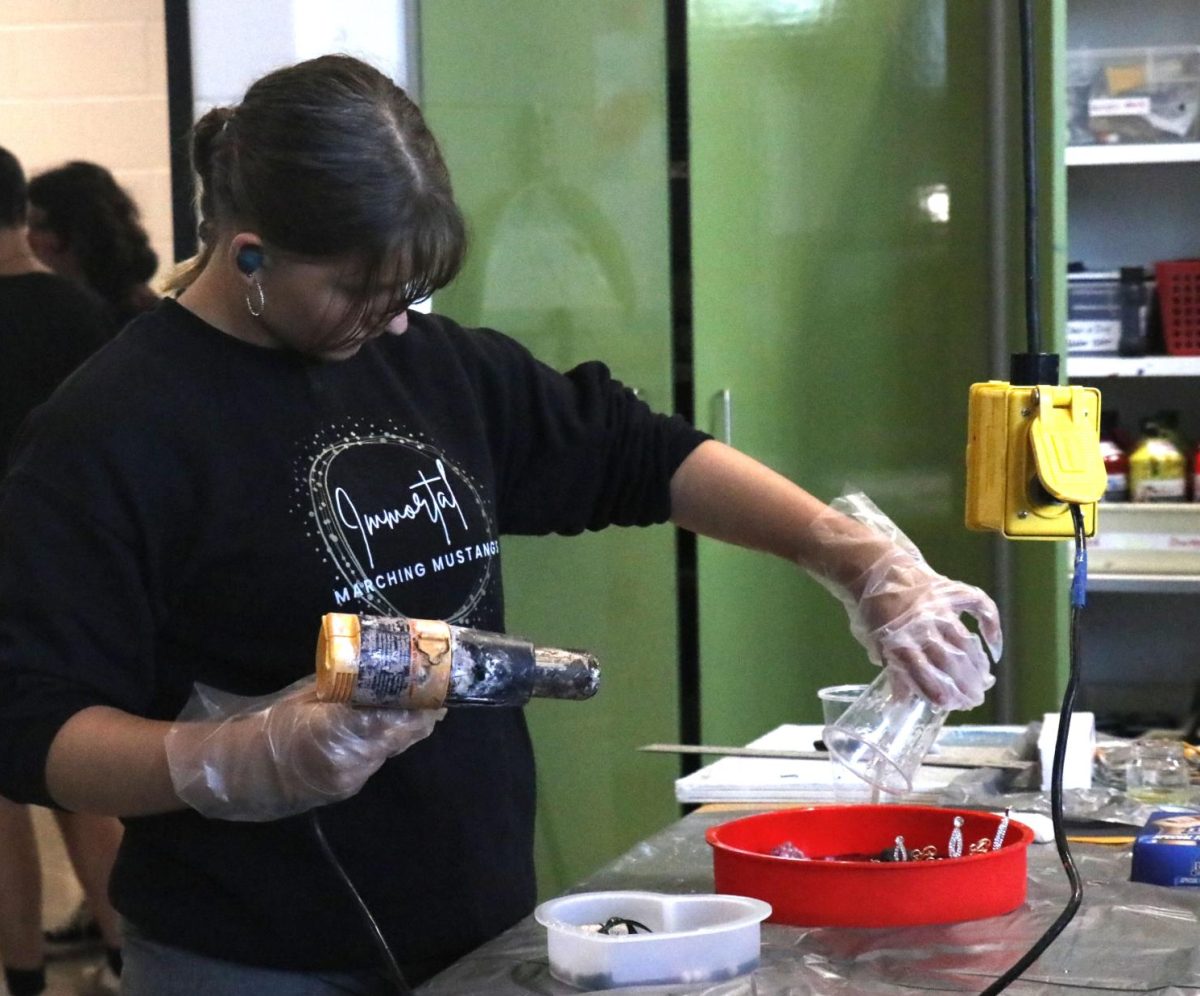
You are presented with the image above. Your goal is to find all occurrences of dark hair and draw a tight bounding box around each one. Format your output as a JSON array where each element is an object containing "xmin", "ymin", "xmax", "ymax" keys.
[
  {"xmin": 170, "ymin": 54, "xmax": 466, "ymax": 336},
  {"xmin": 0, "ymin": 146, "xmax": 27, "ymax": 227},
  {"xmin": 28, "ymin": 161, "xmax": 158, "ymax": 319}
]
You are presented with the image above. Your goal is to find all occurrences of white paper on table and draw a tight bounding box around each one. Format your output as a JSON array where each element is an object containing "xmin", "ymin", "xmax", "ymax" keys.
[{"xmin": 674, "ymin": 723, "xmax": 1027, "ymax": 805}]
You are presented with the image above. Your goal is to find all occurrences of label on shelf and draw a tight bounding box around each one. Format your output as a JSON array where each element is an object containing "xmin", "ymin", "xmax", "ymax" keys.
[
  {"xmin": 1091, "ymin": 505, "xmax": 1200, "ymax": 573},
  {"xmin": 1091, "ymin": 532, "xmax": 1200, "ymax": 551},
  {"xmin": 1089, "ymin": 96, "xmax": 1152, "ymax": 117},
  {"xmin": 1131, "ymin": 479, "xmax": 1188, "ymax": 502},
  {"xmin": 1068, "ymin": 319, "xmax": 1121, "ymax": 353}
]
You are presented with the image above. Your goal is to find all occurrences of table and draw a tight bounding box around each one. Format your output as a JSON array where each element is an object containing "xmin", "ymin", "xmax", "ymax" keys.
[{"xmin": 419, "ymin": 806, "xmax": 1200, "ymax": 995}]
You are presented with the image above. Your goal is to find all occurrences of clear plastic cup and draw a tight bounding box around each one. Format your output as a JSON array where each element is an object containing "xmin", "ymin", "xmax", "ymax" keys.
[
  {"xmin": 817, "ymin": 684, "xmax": 869, "ymax": 727},
  {"xmin": 817, "ymin": 684, "xmax": 872, "ymax": 802},
  {"xmin": 823, "ymin": 669, "xmax": 948, "ymax": 795}
]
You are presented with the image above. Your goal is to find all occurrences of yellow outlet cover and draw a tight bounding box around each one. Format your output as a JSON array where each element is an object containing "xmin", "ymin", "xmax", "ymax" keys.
[
  {"xmin": 965, "ymin": 381, "xmax": 1100, "ymax": 539},
  {"xmin": 1029, "ymin": 393, "xmax": 1106, "ymax": 504}
]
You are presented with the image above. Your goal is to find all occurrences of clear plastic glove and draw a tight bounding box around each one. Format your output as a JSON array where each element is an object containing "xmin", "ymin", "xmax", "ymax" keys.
[
  {"xmin": 808, "ymin": 492, "xmax": 1003, "ymax": 711},
  {"xmin": 164, "ymin": 676, "xmax": 443, "ymax": 821}
]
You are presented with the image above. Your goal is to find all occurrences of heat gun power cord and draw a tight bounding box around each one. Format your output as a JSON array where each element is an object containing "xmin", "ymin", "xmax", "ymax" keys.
[
  {"xmin": 309, "ymin": 810, "xmax": 415, "ymax": 996},
  {"xmin": 978, "ymin": 504, "xmax": 1087, "ymax": 995}
]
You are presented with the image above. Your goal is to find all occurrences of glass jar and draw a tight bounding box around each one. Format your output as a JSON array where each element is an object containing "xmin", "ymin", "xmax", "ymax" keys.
[{"xmin": 1125, "ymin": 740, "xmax": 1192, "ymax": 804}]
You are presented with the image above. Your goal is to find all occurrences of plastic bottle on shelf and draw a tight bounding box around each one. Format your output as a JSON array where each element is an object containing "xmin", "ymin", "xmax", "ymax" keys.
[
  {"xmin": 1129, "ymin": 419, "xmax": 1187, "ymax": 503},
  {"xmin": 1152, "ymin": 409, "xmax": 1189, "ymax": 456},
  {"xmin": 1099, "ymin": 411, "xmax": 1129, "ymax": 503},
  {"xmin": 1153, "ymin": 409, "xmax": 1191, "ymax": 500}
]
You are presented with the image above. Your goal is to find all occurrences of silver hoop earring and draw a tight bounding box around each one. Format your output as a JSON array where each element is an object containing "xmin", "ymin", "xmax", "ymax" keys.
[{"xmin": 245, "ymin": 277, "xmax": 265, "ymax": 317}]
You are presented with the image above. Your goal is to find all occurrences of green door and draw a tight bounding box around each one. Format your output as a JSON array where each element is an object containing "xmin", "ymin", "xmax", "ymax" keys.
[{"xmin": 688, "ymin": 0, "xmax": 1011, "ymax": 746}]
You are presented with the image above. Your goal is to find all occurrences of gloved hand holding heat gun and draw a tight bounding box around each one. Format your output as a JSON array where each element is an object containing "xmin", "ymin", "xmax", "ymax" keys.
[
  {"xmin": 807, "ymin": 491, "xmax": 1003, "ymax": 711},
  {"xmin": 164, "ymin": 676, "xmax": 443, "ymax": 821}
]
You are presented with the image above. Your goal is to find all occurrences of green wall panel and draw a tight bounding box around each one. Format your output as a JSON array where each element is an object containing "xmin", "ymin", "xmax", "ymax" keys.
[
  {"xmin": 687, "ymin": 0, "xmax": 1001, "ymax": 746},
  {"xmin": 420, "ymin": 1, "xmax": 680, "ymax": 899}
]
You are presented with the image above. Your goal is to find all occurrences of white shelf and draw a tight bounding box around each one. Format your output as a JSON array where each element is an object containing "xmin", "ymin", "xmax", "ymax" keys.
[
  {"xmin": 1087, "ymin": 573, "xmax": 1200, "ymax": 594},
  {"xmin": 1068, "ymin": 355, "xmax": 1200, "ymax": 378},
  {"xmin": 1067, "ymin": 143, "xmax": 1200, "ymax": 166},
  {"xmin": 1090, "ymin": 504, "xmax": 1200, "ymax": 579}
]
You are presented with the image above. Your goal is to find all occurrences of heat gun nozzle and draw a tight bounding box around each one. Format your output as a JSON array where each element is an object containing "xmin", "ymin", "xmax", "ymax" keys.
[{"xmin": 532, "ymin": 646, "xmax": 601, "ymax": 701}]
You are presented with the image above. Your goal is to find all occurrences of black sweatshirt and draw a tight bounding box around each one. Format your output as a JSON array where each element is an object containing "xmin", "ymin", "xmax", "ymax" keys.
[
  {"xmin": 0, "ymin": 271, "xmax": 113, "ymax": 458},
  {"xmin": 0, "ymin": 300, "xmax": 707, "ymax": 975}
]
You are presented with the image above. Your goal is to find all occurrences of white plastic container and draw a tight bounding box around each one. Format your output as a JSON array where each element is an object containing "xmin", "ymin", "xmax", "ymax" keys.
[
  {"xmin": 533, "ymin": 890, "xmax": 770, "ymax": 989},
  {"xmin": 1039, "ymin": 712, "xmax": 1095, "ymax": 792},
  {"xmin": 1067, "ymin": 46, "xmax": 1200, "ymax": 145}
]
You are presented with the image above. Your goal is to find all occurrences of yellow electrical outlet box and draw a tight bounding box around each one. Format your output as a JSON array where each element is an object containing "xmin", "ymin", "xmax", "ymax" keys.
[{"xmin": 965, "ymin": 381, "xmax": 1105, "ymax": 539}]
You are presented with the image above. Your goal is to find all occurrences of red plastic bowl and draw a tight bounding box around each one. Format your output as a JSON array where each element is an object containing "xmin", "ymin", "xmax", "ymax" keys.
[{"xmin": 706, "ymin": 805, "xmax": 1032, "ymax": 928}]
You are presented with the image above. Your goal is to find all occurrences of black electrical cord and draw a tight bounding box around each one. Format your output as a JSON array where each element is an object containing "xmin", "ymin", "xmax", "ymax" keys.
[
  {"xmin": 978, "ymin": 505, "xmax": 1087, "ymax": 995},
  {"xmin": 1018, "ymin": 0, "xmax": 1041, "ymax": 357},
  {"xmin": 309, "ymin": 809, "xmax": 415, "ymax": 996},
  {"xmin": 979, "ymin": 6, "xmax": 1088, "ymax": 988}
]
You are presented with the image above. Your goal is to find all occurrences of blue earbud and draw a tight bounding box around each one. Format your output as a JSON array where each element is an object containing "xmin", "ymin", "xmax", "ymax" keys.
[{"xmin": 236, "ymin": 245, "xmax": 264, "ymax": 276}]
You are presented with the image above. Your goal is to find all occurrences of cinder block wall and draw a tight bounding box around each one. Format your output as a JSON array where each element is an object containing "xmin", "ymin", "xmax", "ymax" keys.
[{"xmin": 0, "ymin": 0, "xmax": 171, "ymax": 280}]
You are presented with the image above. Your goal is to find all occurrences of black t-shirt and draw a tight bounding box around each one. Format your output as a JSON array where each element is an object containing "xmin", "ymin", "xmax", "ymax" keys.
[
  {"xmin": 0, "ymin": 271, "xmax": 114, "ymax": 458},
  {"xmin": 0, "ymin": 299, "xmax": 707, "ymax": 974}
]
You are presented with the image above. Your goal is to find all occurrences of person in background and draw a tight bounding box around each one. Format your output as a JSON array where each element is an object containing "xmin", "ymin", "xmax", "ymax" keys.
[
  {"xmin": 0, "ymin": 147, "xmax": 123, "ymax": 996},
  {"xmin": 0, "ymin": 58, "xmax": 1000, "ymax": 995},
  {"xmin": 26, "ymin": 161, "xmax": 158, "ymax": 330}
]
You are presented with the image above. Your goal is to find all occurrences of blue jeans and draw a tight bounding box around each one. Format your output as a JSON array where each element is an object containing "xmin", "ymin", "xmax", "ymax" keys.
[{"xmin": 121, "ymin": 926, "xmax": 398, "ymax": 995}]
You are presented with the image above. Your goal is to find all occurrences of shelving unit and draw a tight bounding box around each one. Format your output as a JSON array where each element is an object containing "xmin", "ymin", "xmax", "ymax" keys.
[
  {"xmin": 1066, "ymin": 0, "xmax": 1200, "ymax": 733},
  {"xmin": 1067, "ymin": 143, "xmax": 1200, "ymax": 166},
  {"xmin": 1088, "ymin": 573, "xmax": 1200, "ymax": 593},
  {"xmin": 1068, "ymin": 356, "xmax": 1200, "ymax": 377}
]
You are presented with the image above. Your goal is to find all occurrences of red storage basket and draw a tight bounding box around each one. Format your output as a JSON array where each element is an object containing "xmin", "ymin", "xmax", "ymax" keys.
[
  {"xmin": 707, "ymin": 805, "xmax": 1032, "ymax": 928},
  {"xmin": 1156, "ymin": 260, "xmax": 1200, "ymax": 356}
]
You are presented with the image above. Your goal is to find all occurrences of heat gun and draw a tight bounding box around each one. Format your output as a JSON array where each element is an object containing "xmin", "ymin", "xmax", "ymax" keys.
[{"xmin": 315, "ymin": 612, "xmax": 600, "ymax": 709}]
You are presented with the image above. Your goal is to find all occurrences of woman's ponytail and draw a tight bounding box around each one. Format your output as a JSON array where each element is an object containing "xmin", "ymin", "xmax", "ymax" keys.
[{"xmin": 162, "ymin": 106, "xmax": 236, "ymax": 295}]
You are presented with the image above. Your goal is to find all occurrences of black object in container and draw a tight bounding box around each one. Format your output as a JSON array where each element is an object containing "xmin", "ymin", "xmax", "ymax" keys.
[{"xmin": 1118, "ymin": 266, "xmax": 1152, "ymax": 356}]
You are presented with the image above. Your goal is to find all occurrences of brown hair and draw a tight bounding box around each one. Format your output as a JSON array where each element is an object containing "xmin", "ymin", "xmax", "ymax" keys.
[
  {"xmin": 166, "ymin": 55, "xmax": 466, "ymax": 338},
  {"xmin": 0, "ymin": 146, "xmax": 27, "ymax": 227},
  {"xmin": 28, "ymin": 161, "xmax": 158, "ymax": 324}
]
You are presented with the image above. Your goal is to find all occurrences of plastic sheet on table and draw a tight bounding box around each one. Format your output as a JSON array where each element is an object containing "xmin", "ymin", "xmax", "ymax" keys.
[
  {"xmin": 419, "ymin": 808, "xmax": 1200, "ymax": 995},
  {"xmin": 937, "ymin": 766, "xmax": 1190, "ymax": 828}
]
